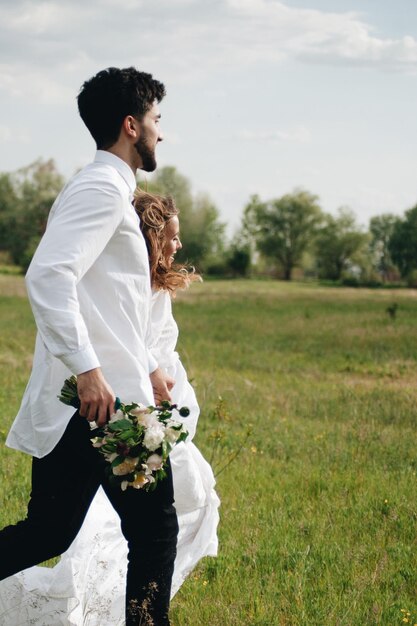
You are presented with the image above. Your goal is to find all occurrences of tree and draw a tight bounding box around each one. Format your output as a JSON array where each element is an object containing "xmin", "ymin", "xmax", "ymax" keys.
[
  {"xmin": 388, "ymin": 205, "xmax": 417, "ymax": 278},
  {"xmin": 315, "ymin": 208, "xmax": 369, "ymax": 281},
  {"xmin": 146, "ymin": 166, "xmax": 194, "ymax": 223},
  {"xmin": 226, "ymin": 230, "xmax": 251, "ymax": 277},
  {"xmin": 1, "ymin": 161, "xmax": 226, "ymax": 273},
  {"xmin": 185, "ymin": 193, "xmax": 226, "ymax": 270},
  {"xmin": 369, "ymin": 214, "xmax": 399, "ymax": 281},
  {"xmin": 146, "ymin": 166, "xmax": 225, "ymax": 271},
  {"xmin": 0, "ymin": 159, "xmax": 64, "ymax": 269},
  {"xmin": 0, "ymin": 173, "xmax": 19, "ymax": 252},
  {"xmin": 244, "ymin": 189, "xmax": 323, "ymax": 280}
]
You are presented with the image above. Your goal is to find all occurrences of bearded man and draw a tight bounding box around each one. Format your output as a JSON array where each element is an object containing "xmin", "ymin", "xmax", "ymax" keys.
[{"xmin": 0, "ymin": 67, "xmax": 178, "ymax": 626}]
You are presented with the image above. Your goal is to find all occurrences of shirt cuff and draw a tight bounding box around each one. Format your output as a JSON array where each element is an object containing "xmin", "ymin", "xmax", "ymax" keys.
[
  {"xmin": 147, "ymin": 350, "xmax": 158, "ymax": 374},
  {"xmin": 60, "ymin": 344, "xmax": 101, "ymax": 375}
]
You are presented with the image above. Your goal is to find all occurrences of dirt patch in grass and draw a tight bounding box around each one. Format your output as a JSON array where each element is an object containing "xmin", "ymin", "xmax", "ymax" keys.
[
  {"xmin": 337, "ymin": 371, "xmax": 417, "ymax": 392},
  {"xmin": 176, "ymin": 280, "xmax": 417, "ymax": 307},
  {"xmin": 0, "ymin": 275, "xmax": 26, "ymax": 298}
]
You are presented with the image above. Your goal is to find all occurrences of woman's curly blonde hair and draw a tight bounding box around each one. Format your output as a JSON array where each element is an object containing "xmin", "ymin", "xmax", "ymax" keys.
[{"xmin": 133, "ymin": 190, "xmax": 200, "ymax": 294}]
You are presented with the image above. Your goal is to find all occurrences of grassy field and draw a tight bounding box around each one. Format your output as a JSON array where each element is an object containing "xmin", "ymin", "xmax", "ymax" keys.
[{"xmin": 0, "ymin": 277, "xmax": 416, "ymax": 625}]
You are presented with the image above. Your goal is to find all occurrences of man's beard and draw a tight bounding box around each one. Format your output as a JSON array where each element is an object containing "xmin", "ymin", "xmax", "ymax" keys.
[{"xmin": 134, "ymin": 136, "xmax": 157, "ymax": 172}]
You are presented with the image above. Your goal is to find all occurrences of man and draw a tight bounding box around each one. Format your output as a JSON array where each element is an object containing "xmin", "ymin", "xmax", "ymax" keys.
[{"xmin": 0, "ymin": 67, "xmax": 178, "ymax": 626}]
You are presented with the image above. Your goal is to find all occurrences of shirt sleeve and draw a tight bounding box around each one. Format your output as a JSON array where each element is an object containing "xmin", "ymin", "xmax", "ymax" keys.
[
  {"xmin": 147, "ymin": 350, "xmax": 158, "ymax": 374},
  {"xmin": 147, "ymin": 291, "xmax": 176, "ymax": 371},
  {"xmin": 25, "ymin": 181, "xmax": 124, "ymax": 375}
]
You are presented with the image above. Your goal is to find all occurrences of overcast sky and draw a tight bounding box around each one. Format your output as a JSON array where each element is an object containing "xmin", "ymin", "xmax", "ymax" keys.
[{"xmin": 1, "ymin": 0, "xmax": 416, "ymax": 234}]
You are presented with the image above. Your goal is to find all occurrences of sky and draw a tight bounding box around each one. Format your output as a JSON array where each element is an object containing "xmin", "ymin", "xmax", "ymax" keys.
[{"xmin": 0, "ymin": 0, "xmax": 417, "ymax": 235}]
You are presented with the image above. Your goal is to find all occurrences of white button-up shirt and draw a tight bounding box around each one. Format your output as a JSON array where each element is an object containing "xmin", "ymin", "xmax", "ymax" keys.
[{"xmin": 7, "ymin": 151, "xmax": 157, "ymax": 458}]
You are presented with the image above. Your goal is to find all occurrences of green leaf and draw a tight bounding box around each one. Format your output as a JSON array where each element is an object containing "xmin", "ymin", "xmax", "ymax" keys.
[
  {"xmin": 101, "ymin": 443, "xmax": 118, "ymax": 453},
  {"xmin": 124, "ymin": 402, "xmax": 139, "ymax": 413},
  {"xmin": 111, "ymin": 455, "xmax": 125, "ymax": 468},
  {"xmin": 118, "ymin": 430, "xmax": 136, "ymax": 442},
  {"xmin": 177, "ymin": 431, "xmax": 189, "ymax": 444},
  {"xmin": 106, "ymin": 419, "xmax": 133, "ymax": 432}
]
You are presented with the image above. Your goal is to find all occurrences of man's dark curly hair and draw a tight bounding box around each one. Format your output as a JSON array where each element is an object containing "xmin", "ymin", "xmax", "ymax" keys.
[{"xmin": 77, "ymin": 67, "xmax": 166, "ymax": 150}]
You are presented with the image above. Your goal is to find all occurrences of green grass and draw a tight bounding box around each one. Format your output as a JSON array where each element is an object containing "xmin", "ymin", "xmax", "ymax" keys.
[{"xmin": 0, "ymin": 279, "xmax": 416, "ymax": 625}]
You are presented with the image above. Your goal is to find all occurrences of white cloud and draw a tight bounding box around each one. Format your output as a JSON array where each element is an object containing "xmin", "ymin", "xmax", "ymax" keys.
[
  {"xmin": 8, "ymin": 2, "xmax": 79, "ymax": 35},
  {"xmin": 0, "ymin": 125, "xmax": 12, "ymax": 141},
  {"xmin": 236, "ymin": 126, "xmax": 311, "ymax": 143},
  {"xmin": 0, "ymin": 0, "xmax": 415, "ymax": 105},
  {"xmin": 0, "ymin": 124, "xmax": 29, "ymax": 143},
  {"xmin": 344, "ymin": 185, "xmax": 416, "ymax": 222},
  {"xmin": 0, "ymin": 63, "xmax": 72, "ymax": 103},
  {"xmin": 224, "ymin": 0, "xmax": 417, "ymax": 70},
  {"xmin": 162, "ymin": 131, "xmax": 181, "ymax": 145}
]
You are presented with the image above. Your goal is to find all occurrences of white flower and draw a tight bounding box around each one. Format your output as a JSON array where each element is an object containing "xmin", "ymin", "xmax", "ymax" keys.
[
  {"xmin": 165, "ymin": 427, "xmax": 180, "ymax": 444},
  {"xmin": 146, "ymin": 453, "xmax": 163, "ymax": 471},
  {"xmin": 112, "ymin": 457, "xmax": 139, "ymax": 476},
  {"xmin": 109, "ymin": 409, "xmax": 125, "ymax": 423},
  {"xmin": 136, "ymin": 411, "xmax": 160, "ymax": 429},
  {"xmin": 129, "ymin": 404, "xmax": 149, "ymax": 417},
  {"xmin": 143, "ymin": 424, "xmax": 165, "ymax": 451},
  {"xmin": 130, "ymin": 472, "xmax": 149, "ymax": 489},
  {"xmin": 165, "ymin": 420, "xmax": 186, "ymax": 444}
]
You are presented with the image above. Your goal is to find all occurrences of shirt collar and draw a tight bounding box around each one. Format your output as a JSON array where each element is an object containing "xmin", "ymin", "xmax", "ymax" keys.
[{"xmin": 94, "ymin": 150, "xmax": 137, "ymax": 198}]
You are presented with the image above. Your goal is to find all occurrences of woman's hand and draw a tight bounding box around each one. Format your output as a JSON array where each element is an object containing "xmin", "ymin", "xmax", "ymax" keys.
[{"xmin": 150, "ymin": 367, "xmax": 175, "ymax": 405}]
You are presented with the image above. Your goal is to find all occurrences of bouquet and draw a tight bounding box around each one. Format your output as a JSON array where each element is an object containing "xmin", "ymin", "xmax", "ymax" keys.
[{"xmin": 59, "ymin": 375, "xmax": 189, "ymax": 491}]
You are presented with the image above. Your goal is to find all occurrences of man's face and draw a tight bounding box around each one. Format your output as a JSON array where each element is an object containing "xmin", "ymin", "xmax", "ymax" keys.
[{"xmin": 134, "ymin": 102, "xmax": 163, "ymax": 172}]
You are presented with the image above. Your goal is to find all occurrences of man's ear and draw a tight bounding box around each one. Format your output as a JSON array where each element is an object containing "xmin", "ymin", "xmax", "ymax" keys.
[{"xmin": 122, "ymin": 115, "xmax": 140, "ymax": 141}]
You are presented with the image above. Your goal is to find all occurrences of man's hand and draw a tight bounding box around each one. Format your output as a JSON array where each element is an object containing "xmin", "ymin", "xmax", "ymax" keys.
[
  {"xmin": 150, "ymin": 367, "xmax": 175, "ymax": 406},
  {"xmin": 77, "ymin": 367, "xmax": 116, "ymax": 426}
]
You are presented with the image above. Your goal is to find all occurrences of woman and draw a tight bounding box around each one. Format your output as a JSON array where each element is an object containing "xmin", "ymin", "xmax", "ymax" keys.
[{"xmin": 0, "ymin": 192, "xmax": 220, "ymax": 625}]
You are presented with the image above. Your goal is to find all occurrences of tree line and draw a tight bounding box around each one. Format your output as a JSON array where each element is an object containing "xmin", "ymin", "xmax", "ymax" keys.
[
  {"xmin": 243, "ymin": 191, "xmax": 417, "ymax": 285},
  {"xmin": 0, "ymin": 158, "xmax": 416, "ymax": 285}
]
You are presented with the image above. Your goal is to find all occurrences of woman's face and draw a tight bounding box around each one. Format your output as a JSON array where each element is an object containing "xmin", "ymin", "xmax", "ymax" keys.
[{"xmin": 163, "ymin": 216, "xmax": 182, "ymax": 266}]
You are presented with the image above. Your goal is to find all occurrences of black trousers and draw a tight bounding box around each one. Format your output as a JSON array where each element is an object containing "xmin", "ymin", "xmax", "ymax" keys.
[{"xmin": 0, "ymin": 413, "xmax": 179, "ymax": 626}]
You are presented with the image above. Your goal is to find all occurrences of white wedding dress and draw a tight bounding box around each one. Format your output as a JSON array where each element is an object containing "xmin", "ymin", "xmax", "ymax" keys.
[{"xmin": 0, "ymin": 291, "xmax": 220, "ymax": 625}]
